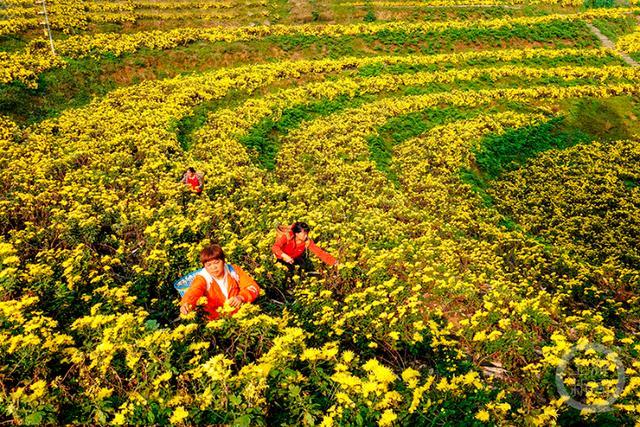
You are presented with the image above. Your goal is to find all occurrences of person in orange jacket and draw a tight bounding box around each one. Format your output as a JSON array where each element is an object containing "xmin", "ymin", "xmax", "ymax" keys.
[
  {"xmin": 272, "ymin": 222, "xmax": 337, "ymax": 278},
  {"xmin": 180, "ymin": 244, "xmax": 260, "ymax": 320}
]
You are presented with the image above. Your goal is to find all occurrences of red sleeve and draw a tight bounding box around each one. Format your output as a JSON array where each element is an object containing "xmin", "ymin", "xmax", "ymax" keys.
[
  {"xmin": 181, "ymin": 275, "xmax": 207, "ymax": 308},
  {"xmin": 234, "ymin": 265, "xmax": 261, "ymax": 303},
  {"xmin": 308, "ymin": 240, "xmax": 337, "ymax": 266},
  {"xmin": 272, "ymin": 233, "xmax": 288, "ymax": 259}
]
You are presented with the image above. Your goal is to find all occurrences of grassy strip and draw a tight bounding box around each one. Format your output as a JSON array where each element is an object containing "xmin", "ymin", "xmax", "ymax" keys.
[
  {"xmin": 460, "ymin": 95, "xmax": 637, "ymax": 205},
  {"xmin": 368, "ymin": 4, "xmax": 524, "ymax": 24},
  {"xmin": 398, "ymin": 73, "xmax": 640, "ymax": 97},
  {"xmin": 358, "ymin": 20, "xmax": 596, "ymax": 51},
  {"xmin": 0, "ymin": 33, "xmax": 29, "ymax": 52},
  {"xmin": 272, "ymin": 20, "xmax": 597, "ymax": 54},
  {"xmin": 583, "ymin": 0, "xmax": 616, "ymax": 7},
  {"xmin": 470, "ymin": 117, "xmax": 590, "ymax": 180},
  {"xmin": 0, "ymin": 56, "xmax": 121, "ymax": 125},
  {"xmin": 331, "ymin": 3, "xmax": 527, "ymax": 24},
  {"xmin": 591, "ymin": 16, "xmax": 639, "ymax": 42},
  {"xmin": 270, "ymin": 22, "xmax": 596, "ymax": 56}
]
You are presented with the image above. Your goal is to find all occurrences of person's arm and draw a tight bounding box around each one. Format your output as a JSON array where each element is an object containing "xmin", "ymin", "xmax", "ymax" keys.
[
  {"xmin": 272, "ymin": 233, "xmax": 292, "ymax": 262},
  {"xmin": 180, "ymin": 275, "xmax": 207, "ymax": 314},
  {"xmin": 308, "ymin": 239, "xmax": 337, "ymax": 266},
  {"xmin": 234, "ymin": 265, "xmax": 261, "ymax": 303},
  {"xmin": 180, "ymin": 172, "xmax": 187, "ymax": 184}
]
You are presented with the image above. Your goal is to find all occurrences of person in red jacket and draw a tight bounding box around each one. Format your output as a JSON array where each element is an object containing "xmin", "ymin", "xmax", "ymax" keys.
[
  {"xmin": 180, "ymin": 244, "xmax": 260, "ymax": 320},
  {"xmin": 181, "ymin": 167, "xmax": 204, "ymax": 194},
  {"xmin": 272, "ymin": 222, "xmax": 337, "ymax": 278}
]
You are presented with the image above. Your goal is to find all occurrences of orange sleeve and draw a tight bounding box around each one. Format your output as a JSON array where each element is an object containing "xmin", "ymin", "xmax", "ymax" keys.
[
  {"xmin": 234, "ymin": 265, "xmax": 261, "ymax": 303},
  {"xmin": 181, "ymin": 275, "xmax": 207, "ymax": 308},
  {"xmin": 272, "ymin": 233, "xmax": 288, "ymax": 259},
  {"xmin": 308, "ymin": 240, "xmax": 337, "ymax": 266}
]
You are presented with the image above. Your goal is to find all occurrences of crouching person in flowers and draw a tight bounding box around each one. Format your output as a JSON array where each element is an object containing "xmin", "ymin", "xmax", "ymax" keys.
[
  {"xmin": 272, "ymin": 222, "xmax": 337, "ymax": 277},
  {"xmin": 180, "ymin": 244, "xmax": 260, "ymax": 320}
]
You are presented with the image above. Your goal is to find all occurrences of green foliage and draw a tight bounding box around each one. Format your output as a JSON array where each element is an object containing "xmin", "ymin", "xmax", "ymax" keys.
[
  {"xmin": 459, "ymin": 113, "xmax": 602, "ymax": 210},
  {"xmin": 583, "ymin": 0, "xmax": 616, "ymax": 8},
  {"xmin": 0, "ymin": 34, "xmax": 28, "ymax": 53},
  {"xmin": 471, "ymin": 117, "xmax": 591, "ymax": 180},
  {"xmin": 590, "ymin": 16, "xmax": 639, "ymax": 42},
  {"xmin": 363, "ymin": 10, "xmax": 376, "ymax": 23},
  {"xmin": 463, "ymin": 96, "xmax": 634, "ymax": 188},
  {"xmin": 563, "ymin": 96, "xmax": 634, "ymax": 141},
  {"xmin": 361, "ymin": 20, "xmax": 596, "ymax": 52},
  {"xmin": 357, "ymin": 53, "xmax": 623, "ymax": 77}
]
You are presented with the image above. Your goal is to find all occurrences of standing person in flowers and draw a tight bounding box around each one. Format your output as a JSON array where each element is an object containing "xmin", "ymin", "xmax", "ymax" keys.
[
  {"xmin": 181, "ymin": 167, "xmax": 204, "ymax": 194},
  {"xmin": 272, "ymin": 222, "xmax": 337, "ymax": 277},
  {"xmin": 180, "ymin": 244, "xmax": 260, "ymax": 320}
]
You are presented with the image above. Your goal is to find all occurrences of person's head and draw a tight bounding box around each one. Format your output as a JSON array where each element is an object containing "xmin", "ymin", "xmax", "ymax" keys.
[
  {"xmin": 200, "ymin": 244, "xmax": 226, "ymax": 278},
  {"xmin": 187, "ymin": 167, "xmax": 196, "ymax": 177},
  {"xmin": 292, "ymin": 222, "xmax": 310, "ymax": 242}
]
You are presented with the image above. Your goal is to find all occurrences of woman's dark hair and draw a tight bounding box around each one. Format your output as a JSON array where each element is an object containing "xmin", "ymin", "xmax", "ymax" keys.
[
  {"xmin": 292, "ymin": 222, "xmax": 310, "ymax": 235},
  {"xmin": 200, "ymin": 244, "xmax": 225, "ymax": 265},
  {"xmin": 187, "ymin": 167, "xmax": 196, "ymax": 173}
]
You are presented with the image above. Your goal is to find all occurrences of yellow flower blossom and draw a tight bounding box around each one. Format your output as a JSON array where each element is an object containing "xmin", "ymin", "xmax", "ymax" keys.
[
  {"xmin": 169, "ymin": 407, "xmax": 189, "ymax": 424},
  {"xmin": 475, "ymin": 410, "xmax": 490, "ymax": 422}
]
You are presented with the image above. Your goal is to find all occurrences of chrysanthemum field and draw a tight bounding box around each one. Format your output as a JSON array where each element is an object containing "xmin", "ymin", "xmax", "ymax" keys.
[{"xmin": 1, "ymin": 0, "xmax": 640, "ymax": 425}]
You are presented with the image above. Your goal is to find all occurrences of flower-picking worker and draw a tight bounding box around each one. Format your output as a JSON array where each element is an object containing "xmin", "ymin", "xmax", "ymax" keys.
[
  {"xmin": 180, "ymin": 244, "xmax": 260, "ymax": 320},
  {"xmin": 272, "ymin": 222, "xmax": 337, "ymax": 275},
  {"xmin": 181, "ymin": 167, "xmax": 204, "ymax": 194}
]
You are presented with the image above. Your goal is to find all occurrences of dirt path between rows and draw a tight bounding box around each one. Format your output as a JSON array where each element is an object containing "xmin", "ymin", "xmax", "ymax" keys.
[{"xmin": 586, "ymin": 22, "xmax": 638, "ymax": 67}]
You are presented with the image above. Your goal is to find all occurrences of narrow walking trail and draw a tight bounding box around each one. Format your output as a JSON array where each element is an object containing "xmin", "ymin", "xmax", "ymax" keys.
[{"xmin": 586, "ymin": 22, "xmax": 639, "ymax": 67}]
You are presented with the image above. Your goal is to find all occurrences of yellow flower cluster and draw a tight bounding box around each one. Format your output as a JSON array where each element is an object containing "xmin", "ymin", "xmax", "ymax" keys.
[
  {"xmin": 0, "ymin": 16, "xmax": 39, "ymax": 36},
  {"xmin": 0, "ymin": 0, "xmax": 268, "ymax": 37},
  {"xmin": 0, "ymin": 50, "xmax": 66, "ymax": 88},
  {"xmin": 0, "ymin": 6, "xmax": 633, "ymax": 85},
  {"xmin": 132, "ymin": 0, "xmax": 234, "ymax": 9},
  {"xmin": 0, "ymin": 44, "xmax": 615, "ymax": 86},
  {"xmin": 617, "ymin": 30, "xmax": 640, "ymax": 53},
  {"xmin": 50, "ymin": 8, "xmax": 637, "ymax": 58},
  {"xmin": 130, "ymin": 9, "xmax": 240, "ymax": 20}
]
